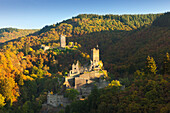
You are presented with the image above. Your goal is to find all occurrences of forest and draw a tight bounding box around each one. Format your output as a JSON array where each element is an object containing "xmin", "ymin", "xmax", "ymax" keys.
[
  {"xmin": 0, "ymin": 28, "xmax": 38, "ymax": 43},
  {"xmin": 0, "ymin": 12, "xmax": 169, "ymax": 113}
]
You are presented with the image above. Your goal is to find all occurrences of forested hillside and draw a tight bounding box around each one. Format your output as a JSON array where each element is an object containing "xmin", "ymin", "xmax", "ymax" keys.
[
  {"xmin": 66, "ymin": 55, "xmax": 170, "ymax": 113},
  {"xmin": 69, "ymin": 24, "xmax": 170, "ymax": 77},
  {"xmin": 67, "ymin": 12, "xmax": 170, "ymax": 78},
  {"xmin": 0, "ymin": 12, "xmax": 169, "ymax": 113},
  {"xmin": 37, "ymin": 13, "xmax": 160, "ymax": 36},
  {"xmin": 0, "ymin": 28, "xmax": 38, "ymax": 43}
]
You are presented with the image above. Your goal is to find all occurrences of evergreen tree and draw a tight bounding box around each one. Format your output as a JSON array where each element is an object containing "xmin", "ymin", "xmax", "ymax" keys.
[
  {"xmin": 145, "ymin": 56, "xmax": 157, "ymax": 74},
  {"xmin": 23, "ymin": 42, "xmax": 30, "ymax": 56},
  {"xmin": 163, "ymin": 53, "xmax": 170, "ymax": 75}
]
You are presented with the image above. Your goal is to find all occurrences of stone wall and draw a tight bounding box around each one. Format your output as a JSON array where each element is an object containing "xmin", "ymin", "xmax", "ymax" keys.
[
  {"xmin": 41, "ymin": 45, "xmax": 50, "ymax": 51},
  {"xmin": 47, "ymin": 92, "xmax": 70, "ymax": 107},
  {"xmin": 74, "ymin": 77, "xmax": 87, "ymax": 89}
]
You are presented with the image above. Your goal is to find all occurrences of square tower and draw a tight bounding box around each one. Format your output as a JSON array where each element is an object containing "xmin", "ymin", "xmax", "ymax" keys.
[
  {"xmin": 91, "ymin": 48, "xmax": 99, "ymax": 63},
  {"xmin": 60, "ymin": 35, "xmax": 66, "ymax": 48}
]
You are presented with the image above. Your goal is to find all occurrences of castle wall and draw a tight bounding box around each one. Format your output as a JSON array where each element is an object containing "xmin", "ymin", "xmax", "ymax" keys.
[
  {"xmin": 74, "ymin": 78, "xmax": 87, "ymax": 89},
  {"xmin": 69, "ymin": 61, "xmax": 80, "ymax": 77},
  {"xmin": 47, "ymin": 92, "xmax": 70, "ymax": 107},
  {"xmin": 41, "ymin": 45, "xmax": 50, "ymax": 51}
]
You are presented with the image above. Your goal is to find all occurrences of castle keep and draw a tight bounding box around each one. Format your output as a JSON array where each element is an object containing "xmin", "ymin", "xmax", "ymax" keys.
[
  {"xmin": 60, "ymin": 35, "xmax": 66, "ymax": 48},
  {"xmin": 91, "ymin": 46, "xmax": 99, "ymax": 63},
  {"xmin": 41, "ymin": 35, "xmax": 75, "ymax": 51}
]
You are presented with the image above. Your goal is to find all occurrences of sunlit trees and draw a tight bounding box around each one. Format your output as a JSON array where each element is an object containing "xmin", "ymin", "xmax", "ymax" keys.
[
  {"xmin": 0, "ymin": 13, "xmax": 168, "ymax": 113},
  {"xmin": 0, "ymin": 94, "xmax": 5, "ymax": 107},
  {"xmin": 108, "ymin": 80, "xmax": 122, "ymax": 87},
  {"xmin": 145, "ymin": 56, "xmax": 157, "ymax": 74},
  {"xmin": 0, "ymin": 77, "xmax": 19, "ymax": 106}
]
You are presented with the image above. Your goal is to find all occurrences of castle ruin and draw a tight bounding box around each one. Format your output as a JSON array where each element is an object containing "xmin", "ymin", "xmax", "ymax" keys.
[
  {"xmin": 47, "ymin": 92, "xmax": 70, "ymax": 107},
  {"xmin": 41, "ymin": 45, "xmax": 50, "ymax": 51},
  {"xmin": 60, "ymin": 35, "xmax": 66, "ymax": 48},
  {"xmin": 46, "ymin": 45, "xmax": 109, "ymax": 108}
]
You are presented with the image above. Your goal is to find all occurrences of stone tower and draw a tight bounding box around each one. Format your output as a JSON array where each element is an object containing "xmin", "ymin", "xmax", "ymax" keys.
[
  {"xmin": 60, "ymin": 35, "xmax": 66, "ymax": 48},
  {"xmin": 91, "ymin": 46, "xmax": 99, "ymax": 63}
]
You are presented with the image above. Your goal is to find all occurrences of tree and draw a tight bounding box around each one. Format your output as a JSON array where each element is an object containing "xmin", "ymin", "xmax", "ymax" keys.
[
  {"xmin": 0, "ymin": 94, "xmax": 5, "ymax": 107},
  {"xmin": 23, "ymin": 42, "xmax": 30, "ymax": 56},
  {"xmin": 163, "ymin": 53, "xmax": 170, "ymax": 75},
  {"xmin": 145, "ymin": 56, "xmax": 157, "ymax": 74},
  {"xmin": 108, "ymin": 80, "xmax": 122, "ymax": 87},
  {"xmin": 0, "ymin": 77, "xmax": 19, "ymax": 106},
  {"xmin": 88, "ymin": 85, "xmax": 100, "ymax": 110},
  {"xmin": 65, "ymin": 88, "xmax": 79, "ymax": 101}
]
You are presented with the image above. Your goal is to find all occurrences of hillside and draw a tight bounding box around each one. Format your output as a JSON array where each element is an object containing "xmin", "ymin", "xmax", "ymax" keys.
[
  {"xmin": 0, "ymin": 28, "xmax": 38, "ymax": 43},
  {"xmin": 37, "ymin": 13, "xmax": 160, "ymax": 37},
  {"xmin": 67, "ymin": 13, "xmax": 170, "ymax": 77},
  {"xmin": 0, "ymin": 13, "xmax": 169, "ymax": 77},
  {"xmin": 0, "ymin": 12, "xmax": 169, "ymax": 113}
]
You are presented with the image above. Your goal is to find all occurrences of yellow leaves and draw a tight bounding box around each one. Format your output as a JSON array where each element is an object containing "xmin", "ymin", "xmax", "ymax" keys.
[
  {"xmin": 146, "ymin": 56, "xmax": 157, "ymax": 74},
  {"xmin": 98, "ymin": 60, "xmax": 103, "ymax": 68},
  {"xmin": 0, "ymin": 77, "xmax": 20, "ymax": 104},
  {"xmin": 108, "ymin": 80, "xmax": 122, "ymax": 87},
  {"xmin": 78, "ymin": 44, "xmax": 81, "ymax": 48},
  {"xmin": 81, "ymin": 52, "xmax": 90, "ymax": 59},
  {"xmin": 29, "ymin": 47, "xmax": 34, "ymax": 52},
  {"xmin": 0, "ymin": 94, "xmax": 5, "ymax": 107},
  {"xmin": 86, "ymin": 55, "xmax": 90, "ymax": 59},
  {"xmin": 30, "ymin": 74, "xmax": 38, "ymax": 78},
  {"xmin": 81, "ymin": 52, "xmax": 86, "ymax": 58},
  {"xmin": 98, "ymin": 61, "xmax": 108, "ymax": 78},
  {"xmin": 74, "ymin": 45, "xmax": 78, "ymax": 48},
  {"xmin": 22, "ymin": 74, "xmax": 34, "ymax": 81},
  {"xmin": 24, "ymin": 70, "xmax": 29, "ymax": 75}
]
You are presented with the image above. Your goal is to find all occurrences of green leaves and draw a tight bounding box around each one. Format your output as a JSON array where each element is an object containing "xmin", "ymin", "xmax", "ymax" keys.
[{"xmin": 65, "ymin": 88, "xmax": 79, "ymax": 101}]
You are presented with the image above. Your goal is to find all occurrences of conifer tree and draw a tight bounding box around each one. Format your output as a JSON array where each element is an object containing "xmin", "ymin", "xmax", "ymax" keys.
[
  {"xmin": 163, "ymin": 53, "xmax": 170, "ymax": 75},
  {"xmin": 23, "ymin": 42, "xmax": 30, "ymax": 56},
  {"xmin": 145, "ymin": 56, "xmax": 157, "ymax": 74}
]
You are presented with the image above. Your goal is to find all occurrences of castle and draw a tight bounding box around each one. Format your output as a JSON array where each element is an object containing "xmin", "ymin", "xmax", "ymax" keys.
[
  {"xmin": 46, "ymin": 43, "xmax": 109, "ymax": 107},
  {"xmin": 42, "ymin": 35, "xmax": 109, "ymax": 108},
  {"xmin": 41, "ymin": 35, "xmax": 75, "ymax": 51},
  {"xmin": 63, "ymin": 46, "xmax": 105, "ymax": 89}
]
